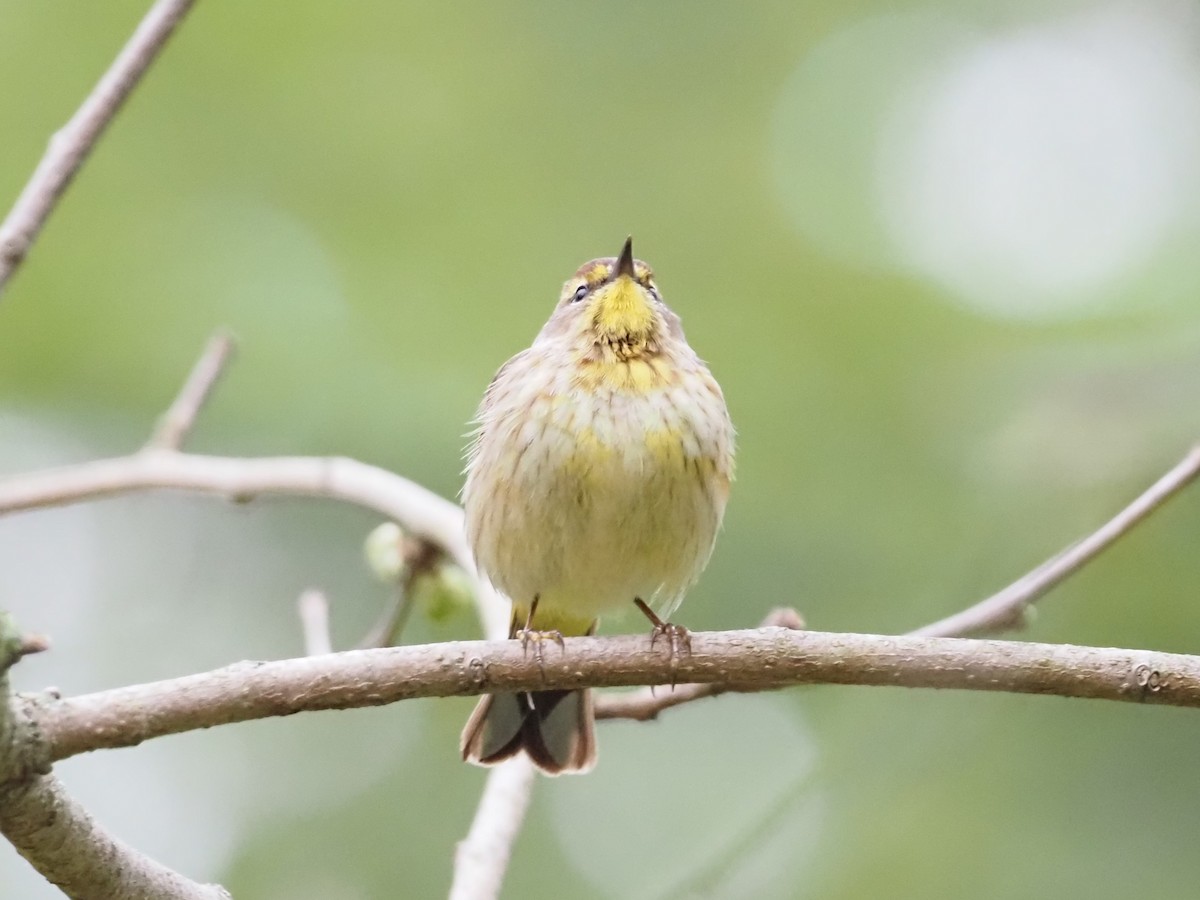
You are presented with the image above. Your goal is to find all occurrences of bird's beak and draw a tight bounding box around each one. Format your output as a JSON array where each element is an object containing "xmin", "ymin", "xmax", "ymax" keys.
[
  {"xmin": 613, "ymin": 237, "xmax": 636, "ymax": 281},
  {"xmin": 592, "ymin": 236, "xmax": 652, "ymax": 338}
]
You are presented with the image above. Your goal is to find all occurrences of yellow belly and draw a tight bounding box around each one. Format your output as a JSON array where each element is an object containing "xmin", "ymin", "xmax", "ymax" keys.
[{"xmin": 464, "ymin": 358, "xmax": 732, "ymax": 633}]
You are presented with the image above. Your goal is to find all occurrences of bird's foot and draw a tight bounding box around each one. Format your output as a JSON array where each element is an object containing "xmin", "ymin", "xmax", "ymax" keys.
[
  {"xmin": 511, "ymin": 595, "xmax": 564, "ymax": 671},
  {"xmin": 633, "ymin": 598, "xmax": 691, "ymax": 687},
  {"xmin": 515, "ymin": 626, "xmax": 565, "ymax": 671}
]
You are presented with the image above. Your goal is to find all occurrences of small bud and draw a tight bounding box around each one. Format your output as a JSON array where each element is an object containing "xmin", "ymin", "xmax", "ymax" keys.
[
  {"xmin": 365, "ymin": 522, "xmax": 407, "ymax": 584},
  {"xmin": 412, "ymin": 563, "xmax": 476, "ymax": 623},
  {"xmin": 763, "ymin": 607, "xmax": 806, "ymax": 631}
]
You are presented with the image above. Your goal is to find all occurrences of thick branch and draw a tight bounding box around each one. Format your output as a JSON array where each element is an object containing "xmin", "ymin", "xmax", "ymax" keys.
[
  {"xmin": 6, "ymin": 444, "xmax": 1196, "ymax": 650},
  {"xmin": 594, "ymin": 606, "xmax": 806, "ymax": 721},
  {"xmin": 0, "ymin": 0, "xmax": 199, "ymax": 296},
  {"xmin": 0, "ymin": 775, "xmax": 229, "ymax": 900},
  {"xmin": 31, "ymin": 629, "xmax": 1200, "ymax": 762},
  {"xmin": 4, "ymin": 439, "xmax": 1196, "ymax": 698},
  {"xmin": 1, "ymin": 617, "xmax": 227, "ymax": 900}
]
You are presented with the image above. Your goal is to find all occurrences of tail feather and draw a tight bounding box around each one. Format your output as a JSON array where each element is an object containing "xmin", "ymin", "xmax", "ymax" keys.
[{"xmin": 461, "ymin": 688, "xmax": 596, "ymax": 775}]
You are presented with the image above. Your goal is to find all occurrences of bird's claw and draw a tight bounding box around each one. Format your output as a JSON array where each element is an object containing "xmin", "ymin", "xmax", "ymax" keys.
[
  {"xmin": 516, "ymin": 627, "xmax": 565, "ymax": 670},
  {"xmin": 649, "ymin": 620, "xmax": 692, "ymax": 656},
  {"xmin": 633, "ymin": 597, "xmax": 691, "ymax": 688}
]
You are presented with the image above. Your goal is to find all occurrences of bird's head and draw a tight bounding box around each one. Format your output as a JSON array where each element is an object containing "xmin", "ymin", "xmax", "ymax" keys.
[{"xmin": 541, "ymin": 237, "xmax": 679, "ymax": 362}]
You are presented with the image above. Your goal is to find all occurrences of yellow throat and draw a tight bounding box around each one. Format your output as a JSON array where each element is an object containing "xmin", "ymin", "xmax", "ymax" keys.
[
  {"xmin": 593, "ymin": 276, "xmax": 653, "ymax": 340},
  {"xmin": 589, "ymin": 238, "xmax": 655, "ymax": 358}
]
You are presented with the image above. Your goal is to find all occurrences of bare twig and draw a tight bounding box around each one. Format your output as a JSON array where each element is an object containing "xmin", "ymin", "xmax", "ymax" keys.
[
  {"xmin": 16, "ymin": 635, "xmax": 51, "ymax": 659},
  {"xmin": 0, "ymin": 0, "xmax": 199, "ymax": 297},
  {"xmin": 357, "ymin": 536, "xmax": 443, "ymax": 650},
  {"xmin": 594, "ymin": 680, "xmax": 719, "ymax": 722},
  {"xmin": 450, "ymin": 757, "xmax": 536, "ymax": 900},
  {"xmin": 146, "ymin": 332, "xmax": 236, "ymax": 451},
  {"xmin": 0, "ymin": 453, "xmax": 470, "ymax": 573},
  {"xmin": 356, "ymin": 587, "xmax": 415, "ymax": 651},
  {"xmin": 297, "ymin": 589, "xmax": 333, "ymax": 656},
  {"xmin": 913, "ymin": 443, "xmax": 1200, "ymax": 638},
  {"xmin": 32, "ymin": 629, "xmax": 1200, "ymax": 763}
]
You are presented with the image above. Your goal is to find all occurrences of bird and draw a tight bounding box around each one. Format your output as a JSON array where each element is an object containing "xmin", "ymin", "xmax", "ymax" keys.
[{"xmin": 460, "ymin": 237, "xmax": 734, "ymax": 774}]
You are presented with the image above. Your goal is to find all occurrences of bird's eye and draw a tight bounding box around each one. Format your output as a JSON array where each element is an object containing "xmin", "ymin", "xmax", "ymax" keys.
[
  {"xmin": 648, "ymin": 283, "xmax": 662, "ymax": 302},
  {"xmin": 571, "ymin": 284, "xmax": 590, "ymax": 303}
]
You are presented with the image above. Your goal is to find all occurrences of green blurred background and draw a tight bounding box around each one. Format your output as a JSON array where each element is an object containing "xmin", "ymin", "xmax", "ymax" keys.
[{"xmin": 3, "ymin": 1, "xmax": 1200, "ymax": 897}]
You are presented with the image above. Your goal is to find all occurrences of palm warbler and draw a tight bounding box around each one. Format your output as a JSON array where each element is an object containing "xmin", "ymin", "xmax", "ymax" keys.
[{"xmin": 460, "ymin": 238, "xmax": 734, "ymax": 774}]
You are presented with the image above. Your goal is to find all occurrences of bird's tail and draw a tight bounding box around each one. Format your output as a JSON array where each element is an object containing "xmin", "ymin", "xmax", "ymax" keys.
[
  {"xmin": 461, "ymin": 605, "xmax": 598, "ymax": 775},
  {"xmin": 460, "ymin": 687, "xmax": 596, "ymax": 775}
]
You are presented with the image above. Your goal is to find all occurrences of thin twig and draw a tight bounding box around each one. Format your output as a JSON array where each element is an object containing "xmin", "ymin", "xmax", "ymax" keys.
[
  {"xmin": 0, "ymin": 453, "xmax": 473, "ymax": 576},
  {"xmin": 356, "ymin": 587, "xmax": 414, "ymax": 651},
  {"xmin": 297, "ymin": 590, "xmax": 333, "ymax": 656},
  {"xmin": 913, "ymin": 443, "xmax": 1200, "ymax": 638},
  {"xmin": 450, "ymin": 757, "xmax": 536, "ymax": 900},
  {"xmin": 146, "ymin": 332, "xmax": 236, "ymax": 450},
  {"xmin": 357, "ymin": 536, "xmax": 442, "ymax": 650},
  {"xmin": 595, "ymin": 680, "xmax": 721, "ymax": 722},
  {"xmin": 31, "ymin": 629, "xmax": 1200, "ymax": 763},
  {"xmin": 16, "ymin": 635, "xmax": 51, "ymax": 659},
  {"xmin": 0, "ymin": 0, "xmax": 199, "ymax": 296}
]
